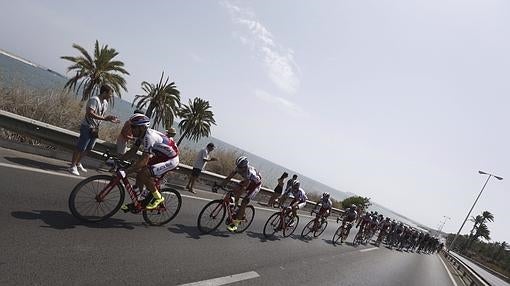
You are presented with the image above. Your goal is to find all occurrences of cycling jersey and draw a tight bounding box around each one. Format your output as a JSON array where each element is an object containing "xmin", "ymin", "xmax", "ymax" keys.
[
  {"xmin": 319, "ymin": 196, "xmax": 332, "ymax": 209},
  {"xmin": 343, "ymin": 210, "xmax": 357, "ymax": 222},
  {"xmin": 137, "ymin": 129, "xmax": 179, "ymax": 177},
  {"xmin": 283, "ymin": 187, "xmax": 307, "ymax": 202},
  {"xmin": 235, "ymin": 165, "xmax": 262, "ymax": 200}
]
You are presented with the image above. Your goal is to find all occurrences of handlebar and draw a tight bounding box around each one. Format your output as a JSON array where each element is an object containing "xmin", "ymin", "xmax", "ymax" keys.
[{"xmin": 103, "ymin": 151, "xmax": 132, "ymax": 170}]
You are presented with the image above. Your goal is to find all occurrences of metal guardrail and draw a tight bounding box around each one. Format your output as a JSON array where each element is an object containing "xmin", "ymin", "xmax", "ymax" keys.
[
  {"xmin": 0, "ymin": 109, "xmax": 344, "ymax": 216},
  {"xmin": 442, "ymin": 250, "xmax": 491, "ymax": 286}
]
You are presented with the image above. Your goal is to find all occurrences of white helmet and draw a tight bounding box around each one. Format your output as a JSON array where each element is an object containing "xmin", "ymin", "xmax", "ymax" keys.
[{"xmin": 235, "ymin": 156, "xmax": 248, "ymax": 168}]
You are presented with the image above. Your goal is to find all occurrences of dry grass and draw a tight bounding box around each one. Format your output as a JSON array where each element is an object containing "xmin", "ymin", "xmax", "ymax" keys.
[
  {"xmin": 177, "ymin": 146, "xmax": 240, "ymax": 177},
  {"xmin": 0, "ymin": 85, "xmax": 121, "ymax": 144}
]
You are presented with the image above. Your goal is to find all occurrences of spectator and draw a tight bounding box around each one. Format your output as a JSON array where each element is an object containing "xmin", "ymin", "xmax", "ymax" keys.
[
  {"xmin": 266, "ymin": 172, "xmax": 288, "ymax": 207},
  {"xmin": 116, "ymin": 110, "xmax": 144, "ymax": 155},
  {"xmin": 278, "ymin": 174, "xmax": 298, "ymax": 207},
  {"xmin": 69, "ymin": 85, "xmax": 119, "ymax": 176},
  {"xmin": 186, "ymin": 143, "xmax": 217, "ymax": 193}
]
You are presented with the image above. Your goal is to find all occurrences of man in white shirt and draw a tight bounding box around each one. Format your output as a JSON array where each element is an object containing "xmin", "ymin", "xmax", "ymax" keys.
[
  {"xmin": 68, "ymin": 85, "xmax": 119, "ymax": 176},
  {"xmin": 186, "ymin": 143, "xmax": 216, "ymax": 193}
]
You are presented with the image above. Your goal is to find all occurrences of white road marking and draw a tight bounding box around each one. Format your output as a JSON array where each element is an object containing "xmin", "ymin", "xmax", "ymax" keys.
[
  {"xmin": 359, "ymin": 247, "xmax": 379, "ymax": 253},
  {"xmin": 178, "ymin": 271, "xmax": 260, "ymax": 286},
  {"xmin": 438, "ymin": 254, "xmax": 459, "ymax": 286},
  {"xmin": 0, "ymin": 162, "xmax": 86, "ymax": 179}
]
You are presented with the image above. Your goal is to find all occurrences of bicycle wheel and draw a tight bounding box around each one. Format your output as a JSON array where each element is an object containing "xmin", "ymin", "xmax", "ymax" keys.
[
  {"xmin": 235, "ymin": 205, "xmax": 255, "ymax": 233},
  {"xmin": 283, "ymin": 215, "xmax": 299, "ymax": 237},
  {"xmin": 332, "ymin": 226, "xmax": 343, "ymax": 245},
  {"xmin": 69, "ymin": 175, "xmax": 124, "ymax": 222},
  {"xmin": 197, "ymin": 200, "xmax": 226, "ymax": 234},
  {"xmin": 314, "ymin": 220, "xmax": 328, "ymax": 237},
  {"xmin": 301, "ymin": 219, "xmax": 315, "ymax": 240},
  {"xmin": 143, "ymin": 188, "xmax": 182, "ymax": 226},
  {"xmin": 263, "ymin": 212, "xmax": 281, "ymax": 238}
]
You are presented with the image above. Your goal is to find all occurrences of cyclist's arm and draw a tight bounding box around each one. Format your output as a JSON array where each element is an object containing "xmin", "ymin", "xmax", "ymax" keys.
[
  {"xmin": 125, "ymin": 153, "xmax": 150, "ymax": 174},
  {"xmin": 220, "ymin": 170, "xmax": 237, "ymax": 187}
]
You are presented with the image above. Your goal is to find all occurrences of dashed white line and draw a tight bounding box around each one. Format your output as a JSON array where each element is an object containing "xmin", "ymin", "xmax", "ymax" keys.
[
  {"xmin": 438, "ymin": 254, "xmax": 459, "ymax": 286},
  {"xmin": 359, "ymin": 247, "xmax": 379, "ymax": 253},
  {"xmin": 178, "ymin": 271, "xmax": 260, "ymax": 286}
]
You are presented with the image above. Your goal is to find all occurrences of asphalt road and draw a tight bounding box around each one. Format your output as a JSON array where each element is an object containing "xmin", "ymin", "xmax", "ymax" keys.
[{"xmin": 0, "ymin": 147, "xmax": 457, "ymax": 286}]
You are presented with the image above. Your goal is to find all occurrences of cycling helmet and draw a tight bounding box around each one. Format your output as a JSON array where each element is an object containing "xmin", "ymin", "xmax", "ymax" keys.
[
  {"xmin": 322, "ymin": 192, "xmax": 330, "ymax": 199},
  {"xmin": 235, "ymin": 156, "xmax": 248, "ymax": 168},
  {"xmin": 292, "ymin": 180, "xmax": 300, "ymax": 189},
  {"xmin": 349, "ymin": 205, "xmax": 356, "ymax": 211},
  {"xmin": 130, "ymin": 115, "xmax": 150, "ymax": 127}
]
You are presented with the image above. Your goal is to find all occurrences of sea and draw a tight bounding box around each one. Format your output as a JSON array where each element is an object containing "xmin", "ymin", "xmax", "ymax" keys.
[{"xmin": 0, "ymin": 49, "xmax": 429, "ymax": 231}]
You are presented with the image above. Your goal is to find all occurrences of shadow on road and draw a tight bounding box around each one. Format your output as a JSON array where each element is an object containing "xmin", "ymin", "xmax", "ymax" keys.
[
  {"xmin": 167, "ymin": 224, "xmax": 203, "ymax": 239},
  {"xmin": 245, "ymin": 231, "xmax": 279, "ymax": 242},
  {"xmin": 11, "ymin": 210, "xmax": 139, "ymax": 230},
  {"xmin": 4, "ymin": 157, "xmax": 68, "ymax": 172}
]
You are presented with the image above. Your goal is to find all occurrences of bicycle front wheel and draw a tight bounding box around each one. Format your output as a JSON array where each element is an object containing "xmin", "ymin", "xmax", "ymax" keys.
[
  {"xmin": 143, "ymin": 188, "xmax": 182, "ymax": 226},
  {"xmin": 235, "ymin": 205, "xmax": 255, "ymax": 233},
  {"xmin": 314, "ymin": 220, "xmax": 328, "ymax": 237},
  {"xmin": 332, "ymin": 226, "xmax": 343, "ymax": 245},
  {"xmin": 197, "ymin": 200, "xmax": 226, "ymax": 234},
  {"xmin": 263, "ymin": 212, "xmax": 281, "ymax": 238},
  {"xmin": 283, "ymin": 215, "xmax": 299, "ymax": 237},
  {"xmin": 68, "ymin": 175, "xmax": 124, "ymax": 222},
  {"xmin": 301, "ymin": 219, "xmax": 315, "ymax": 240}
]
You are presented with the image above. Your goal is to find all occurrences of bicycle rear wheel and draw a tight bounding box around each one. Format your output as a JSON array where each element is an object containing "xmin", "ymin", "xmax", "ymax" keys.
[
  {"xmin": 197, "ymin": 200, "xmax": 226, "ymax": 234},
  {"xmin": 68, "ymin": 175, "xmax": 124, "ymax": 222},
  {"xmin": 301, "ymin": 219, "xmax": 315, "ymax": 240},
  {"xmin": 283, "ymin": 215, "xmax": 299, "ymax": 237},
  {"xmin": 143, "ymin": 188, "xmax": 182, "ymax": 226},
  {"xmin": 332, "ymin": 226, "xmax": 343, "ymax": 245},
  {"xmin": 314, "ymin": 220, "xmax": 328, "ymax": 237},
  {"xmin": 235, "ymin": 205, "xmax": 255, "ymax": 233},
  {"xmin": 263, "ymin": 212, "xmax": 281, "ymax": 238}
]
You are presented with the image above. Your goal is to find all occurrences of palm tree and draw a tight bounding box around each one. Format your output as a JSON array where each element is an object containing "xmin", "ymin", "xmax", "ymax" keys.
[
  {"xmin": 474, "ymin": 223, "xmax": 491, "ymax": 241},
  {"xmin": 61, "ymin": 40, "xmax": 129, "ymax": 101},
  {"xmin": 176, "ymin": 97, "xmax": 216, "ymax": 146},
  {"xmin": 481, "ymin": 211, "xmax": 494, "ymax": 224},
  {"xmin": 133, "ymin": 72, "xmax": 181, "ymax": 129},
  {"xmin": 469, "ymin": 215, "xmax": 484, "ymax": 237}
]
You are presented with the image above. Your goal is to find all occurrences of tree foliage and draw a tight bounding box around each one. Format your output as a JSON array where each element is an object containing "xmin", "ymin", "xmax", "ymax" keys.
[
  {"xmin": 61, "ymin": 40, "xmax": 129, "ymax": 101},
  {"xmin": 340, "ymin": 196, "xmax": 371, "ymax": 210},
  {"xmin": 177, "ymin": 97, "xmax": 216, "ymax": 145},
  {"xmin": 132, "ymin": 72, "xmax": 181, "ymax": 129}
]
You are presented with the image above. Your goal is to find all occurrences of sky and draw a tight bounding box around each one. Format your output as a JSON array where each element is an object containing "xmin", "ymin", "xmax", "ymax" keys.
[{"xmin": 0, "ymin": 0, "xmax": 508, "ymax": 242}]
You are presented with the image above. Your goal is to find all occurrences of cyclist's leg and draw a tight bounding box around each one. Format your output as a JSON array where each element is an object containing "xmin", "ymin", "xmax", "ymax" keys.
[
  {"xmin": 235, "ymin": 181, "xmax": 260, "ymax": 221},
  {"xmin": 144, "ymin": 157, "xmax": 179, "ymax": 209}
]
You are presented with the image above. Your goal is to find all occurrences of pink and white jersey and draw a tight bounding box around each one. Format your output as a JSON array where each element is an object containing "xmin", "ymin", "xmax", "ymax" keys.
[
  {"xmin": 236, "ymin": 165, "xmax": 261, "ymax": 184},
  {"xmin": 292, "ymin": 188, "xmax": 308, "ymax": 202},
  {"xmin": 140, "ymin": 129, "xmax": 179, "ymax": 159}
]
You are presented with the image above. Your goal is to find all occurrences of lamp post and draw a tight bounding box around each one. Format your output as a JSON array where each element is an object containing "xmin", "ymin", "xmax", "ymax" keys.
[
  {"xmin": 436, "ymin": 216, "xmax": 450, "ymax": 237},
  {"xmin": 448, "ymin": 171, "xmax": 503, "ymax": 251}
]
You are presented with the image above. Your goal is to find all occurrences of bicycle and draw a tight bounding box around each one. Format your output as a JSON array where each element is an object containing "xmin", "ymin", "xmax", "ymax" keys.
[
  {"xmin": 197, "ymin": 183, "xmax": 255, "ymax": 234},
  {"xmin": 263, "ymin": 205, "xmax": 300, "ymax": 238},
  {"xmin": 68, "ymin": 153, "xmax": 182, "ymax": 226},
  {"xmin": 301, "ymin": 208, "xmax": 328, "ymax": 239},
  {"xmin": 332, "ymin": 220, "xmax": 353, "ymax": 245}
]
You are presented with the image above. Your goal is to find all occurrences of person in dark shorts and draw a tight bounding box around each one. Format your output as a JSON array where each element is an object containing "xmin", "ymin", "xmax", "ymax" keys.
[
  {"xmin": 186, "ymin": 143, "xmax": 216, "ymax": 193},
  {"xmin": 266, "ymin": 172, "xmax": 289, "ymax": 207}
]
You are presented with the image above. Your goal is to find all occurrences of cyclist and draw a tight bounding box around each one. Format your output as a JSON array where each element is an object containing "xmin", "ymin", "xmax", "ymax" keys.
[
  {"xmin": 219, "ymin": 156, "xmax": 262, "ymax": 232},
  {"xmin": 313, "ymin": 192, "xmax": 332, "ymax": 225},
  {"xmin": 338, "ymin": 204, "xmax": 358, "ymax": 241},
  {"xmin": 121, "ymin": 115, "xmax": 179, "ymax": 210},
  {"xmin": 280, "ymin": 180, "xmax": 308, "ymax": 220}
]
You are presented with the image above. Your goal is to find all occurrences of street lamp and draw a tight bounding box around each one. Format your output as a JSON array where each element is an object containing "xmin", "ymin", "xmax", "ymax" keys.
[
  {"xmin": 437, "ymin": 216, "xmax": 451, "ymax": 236},
  {"xmin": 448, "ymin": 171, "xmax": 503, "ymax": 251}
]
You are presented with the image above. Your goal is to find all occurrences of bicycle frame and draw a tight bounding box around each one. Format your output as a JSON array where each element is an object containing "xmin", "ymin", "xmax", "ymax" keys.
[{"xmin": 96, "ymin": 169, "xmax": 164, "ymax": 212}]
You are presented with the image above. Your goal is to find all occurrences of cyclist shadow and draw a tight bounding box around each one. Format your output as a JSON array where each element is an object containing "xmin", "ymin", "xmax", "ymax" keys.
[
  {"xmin": 245, "ymin": 231, "xmax": 280, "ymax": 242},
  {"xmin": 11, "ymin": 210, "xmax": 139, "ymax": 230},
  {"xmin": 322, "ymin": 238, "xmax": 356, "ymax": 247},
  {"xmin": 167, "ymin": 224, "xmax": 231, "ymax": 239}
]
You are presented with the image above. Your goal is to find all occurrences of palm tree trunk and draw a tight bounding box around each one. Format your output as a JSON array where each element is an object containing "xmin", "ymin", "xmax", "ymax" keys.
[{"xmin": 177, "ymin": 128, "xmax": 190, "ymax": 146}]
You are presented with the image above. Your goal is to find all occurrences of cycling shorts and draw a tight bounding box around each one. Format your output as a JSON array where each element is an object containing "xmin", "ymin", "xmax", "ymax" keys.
[
  {"xmin": 244, "ymin": 180, "xmax": 262, "ymax": 200},
  {"xmin": 148, "ymin": 156, "xmax": 179, "ymax": 177}
]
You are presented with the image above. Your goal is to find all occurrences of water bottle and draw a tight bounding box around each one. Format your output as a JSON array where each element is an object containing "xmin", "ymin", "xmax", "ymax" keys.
[
  {"xmin": 229, "ymin": 197, "xmax": 236, "ymax": 213},
  {"xmin": 137, "ymin": 187, "xmax": 149, "ymax": 201}
]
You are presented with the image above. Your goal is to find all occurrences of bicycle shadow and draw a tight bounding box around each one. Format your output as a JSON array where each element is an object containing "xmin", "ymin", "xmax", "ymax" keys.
[
  {"xmin": 167, "ymin": 224, "xmax": 204, "ymax": 239},
  {"xmin": 11, "ymin": 210, "xmax": 139, "ymax": 230},
  {"xmin": 245, "ymin": 231, "xmax": 280, "ymax": 242}
]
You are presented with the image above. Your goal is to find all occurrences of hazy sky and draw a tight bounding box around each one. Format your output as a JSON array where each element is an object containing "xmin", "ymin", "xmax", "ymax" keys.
[{"xmin": 1, "ymin": 0, "xmax": 508, "ymax": 242}]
